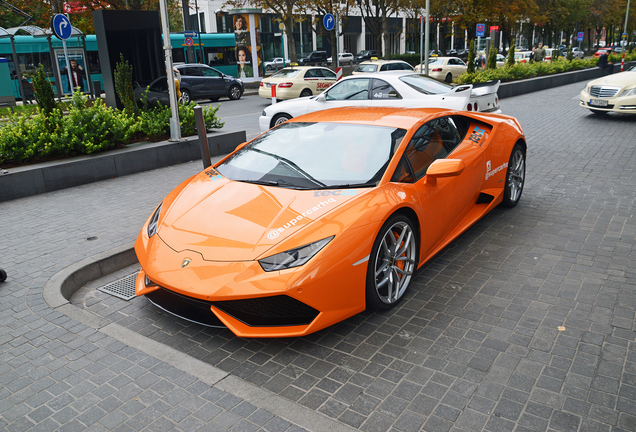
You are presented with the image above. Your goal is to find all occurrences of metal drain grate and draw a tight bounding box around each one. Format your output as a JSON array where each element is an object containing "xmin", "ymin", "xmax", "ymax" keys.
[{"xmin": 98, "ymin": 273, "xmax": 138, "ymax": 301}]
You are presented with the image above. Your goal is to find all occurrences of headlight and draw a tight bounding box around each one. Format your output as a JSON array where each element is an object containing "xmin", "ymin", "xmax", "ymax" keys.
[
  {"xmin": 619, "ymin": 87, "xmax": 636, "ymax": 97},
  {"xmin": 147, "ymin": 203, "xmax": 162, "ymax": 238},
  {"xmin": 259, "ymin": 237, "xmax": 334, "ymax": 272}
]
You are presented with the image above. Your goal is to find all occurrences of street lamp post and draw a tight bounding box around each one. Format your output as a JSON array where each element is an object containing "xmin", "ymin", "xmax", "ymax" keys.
[{"xmin": 621, "ymin": 0, "xmax": 631, "ymax": 71}]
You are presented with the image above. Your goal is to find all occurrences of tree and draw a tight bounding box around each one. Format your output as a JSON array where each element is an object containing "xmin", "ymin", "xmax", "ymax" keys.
[
  {"xmin": 355, "ymin": 0, "xmax": 405, "ymax": 58},
  {"xmin": 305, "ymin": 0, "xmax": 354, "ymax": 59}
]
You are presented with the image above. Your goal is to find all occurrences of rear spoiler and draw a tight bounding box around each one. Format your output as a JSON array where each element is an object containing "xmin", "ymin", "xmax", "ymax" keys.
[{"xmin": 470, "ymin": 80, "xmax": 500, "ymax": 96}]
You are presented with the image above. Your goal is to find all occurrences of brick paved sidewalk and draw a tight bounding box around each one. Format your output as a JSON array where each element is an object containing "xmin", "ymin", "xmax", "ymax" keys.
[{"xmin": 2, "ymin": 82, "xmax": 636, "ymax": 432}]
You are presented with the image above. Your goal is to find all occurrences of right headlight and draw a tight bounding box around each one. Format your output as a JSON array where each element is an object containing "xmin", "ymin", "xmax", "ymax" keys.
[
  {"xmin": 259, "ymin": 237, "xmax": 334, "ymax": 272},
  {"xmin": 147, "ymin": 203, "xmax": 162, "ymax": 238},
  {"xmin": 619, "ymin": 87, "xmax": 636, "ymax": 97}
]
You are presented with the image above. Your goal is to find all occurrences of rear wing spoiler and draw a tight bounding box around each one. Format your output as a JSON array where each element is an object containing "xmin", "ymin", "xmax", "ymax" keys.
[{"xmin": 469, "ymin": 80, "xmax": 500, "ymax": 96}]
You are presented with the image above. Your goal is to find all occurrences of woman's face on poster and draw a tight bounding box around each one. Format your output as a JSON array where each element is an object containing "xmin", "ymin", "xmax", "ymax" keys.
[
  {"xmin": 238, "ymin": 49, "xmax": 247, "ymax": 63},
  {"xmin": 236, "ymin": 17, "xmax": 245, "ymax": 30}
]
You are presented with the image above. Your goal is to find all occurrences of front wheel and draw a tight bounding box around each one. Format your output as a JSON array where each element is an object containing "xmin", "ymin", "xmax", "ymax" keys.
[
  {"xmin": 366, "ymin": 215, "xmax": 418, "ymax": 310},
  {"xmin": 228, "ymin": 85, "xmax": 242, "ymax": 100},
  {"xmin": 300, "ymin": 88, "xmax": 313, "ymax": 98},
  {"xmin": 501, "ymin": 143, "xmax": 526, "ymax": 208},
  {"xmin": 271, "ymin": 113, "xmax": 292, "ymax": 128}
]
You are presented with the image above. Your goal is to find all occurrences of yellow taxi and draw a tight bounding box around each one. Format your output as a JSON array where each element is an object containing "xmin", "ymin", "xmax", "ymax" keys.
[{"xmin": 259, "ymin": 66, "xmax": 337, "ymax": 100}]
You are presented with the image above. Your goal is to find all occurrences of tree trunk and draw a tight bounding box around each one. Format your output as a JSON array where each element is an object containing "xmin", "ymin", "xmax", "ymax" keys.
[{"xmin": 285, "ymin": 18, "xmax": 297, "ymax": 62}]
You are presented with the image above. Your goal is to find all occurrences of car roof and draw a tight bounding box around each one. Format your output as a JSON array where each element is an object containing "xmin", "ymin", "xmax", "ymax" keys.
[
  {"xmin": 358, "ymin": 59, "xmax": 410, "ymax": 65},
  {"xmin": 289, "ymin": 106, "xmax": 454, "ymax": 130}
]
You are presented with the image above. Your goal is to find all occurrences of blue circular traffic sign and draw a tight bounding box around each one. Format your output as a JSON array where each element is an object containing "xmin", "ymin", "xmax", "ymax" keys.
[
  {"xmin": 52, "ymin": 14, "xmax": 72, "ymax": 40},
  {"xmin": 324, "ymin": 14, "xmax": 335, "ymax": 31}
]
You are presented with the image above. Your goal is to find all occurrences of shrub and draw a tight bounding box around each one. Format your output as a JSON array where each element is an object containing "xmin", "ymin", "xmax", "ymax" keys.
[
  {"xmin": 507, "ymin": 43, "xmax": 516, "ymax": 67},
  {"xmin": 467, "ymin": 40, "xmax": 476, "ymax": 74},
  {"xmin": 487, "ymin": 44, "xmax": 497, "ymax": 69},
  {"xmin": 31, "ymin": 64, "xmax": 56, "ymax": 116},
  {"xmin": 114, "ymin": 54, "xmax": 139, "ymax": 116}
]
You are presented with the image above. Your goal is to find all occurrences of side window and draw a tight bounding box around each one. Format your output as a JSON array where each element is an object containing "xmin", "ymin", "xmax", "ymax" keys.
[
  {"xmin": 402, "ymin": 117, "xmax": 462, "ymax": 180},
  {"xmin": 391, "ymin": 156, "xmax": 415, "ymax": 183},
  {"xmin": 380, "ymin": 64, "xmax": 389, "ymax": 71},
  {"xmin": 325, "ymin": 78, "xmax": 370, "ymax": 101},
  {"xmin": 371, "ymin": 79, "xmax": 402, "ymax": 99},
  {"xmin": 321, "ymin": 69, "xmax": 337, "ymax": 79},
  {"xmin": 182, "ymin": 67, "xmax": 203, "ymax": 76},
  {"xmin": 202, "ymin": 68, "xmax": 221, "ymax": 77},
  {"xmin": 150, "ymin": 79, "xmax": 168, "ymax": 92}
]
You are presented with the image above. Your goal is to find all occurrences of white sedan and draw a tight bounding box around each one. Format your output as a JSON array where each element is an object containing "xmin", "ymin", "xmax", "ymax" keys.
[
  {"xmin": 259, "ymin": 71, "xmax": 501, "ymax": 132},
  {"xmin": 579, "ymin": 65, "xmax": 636, "ymax": 115},
  {"xmin": 328, "ymin": 53, "xmax": 354, "ymax": 65},
  {"xmin": 414, "ymin": 57, "xmax": 467, "ymax": 82}
]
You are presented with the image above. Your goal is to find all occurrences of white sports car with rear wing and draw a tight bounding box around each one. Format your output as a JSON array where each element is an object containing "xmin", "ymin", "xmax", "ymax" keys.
[{"xmin": 259, "ymin": 71, "xmax": 501, "ymax": 132}]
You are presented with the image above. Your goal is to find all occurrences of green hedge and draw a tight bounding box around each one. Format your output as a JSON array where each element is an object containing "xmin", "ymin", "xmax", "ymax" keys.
[
  {"xmin": 456, "ymin": 52, "xmax": 636, "ymax": 84},
  {"xmin": 0, "ymin": 91, "xmax": 224, "ymax": 165}
]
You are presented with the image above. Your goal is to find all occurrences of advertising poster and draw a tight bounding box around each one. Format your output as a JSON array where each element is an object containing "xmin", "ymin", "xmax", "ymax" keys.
[
  {"xmin": 234, "ymin": 15, "xmax": 253, "ymax": 78},
  {"xmin": 55, "ymin": 49, "xmax": 87, "ymax": 93}
]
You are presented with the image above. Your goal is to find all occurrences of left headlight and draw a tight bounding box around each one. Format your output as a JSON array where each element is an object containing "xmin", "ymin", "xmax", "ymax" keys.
[
  {"xmin": 259, "ymin": 236, "xmax": 334, "ymax": 272},
  {"xmin": 147, "ymin": 202, "xmax": 163, "ymax": 238},
  {"xmin": 619, "ymin": 87, "xmax": 636, "ymax": 97}
]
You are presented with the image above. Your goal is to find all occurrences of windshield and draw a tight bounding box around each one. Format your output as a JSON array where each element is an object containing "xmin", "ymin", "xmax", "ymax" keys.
[
  {"xmin": 216, "ymin": 122, "xmax": 407, "ymax": 189},
  {"xmin": 427, "ymin": 58, "xmax": 443, "ymax": 65},
  {"xmin": 399, "ymin": 74, "xmax": 452, "ymax": 95},
  {"xmin": 271, "ymin": 69, "xmax": 302, "ymax": 78},
  {"xmin": 354, "ymin": 64, "xmax": 378, "ymax": 73}
]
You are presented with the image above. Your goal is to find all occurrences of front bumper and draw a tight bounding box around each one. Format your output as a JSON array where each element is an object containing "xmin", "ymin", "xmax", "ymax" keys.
[{"xmin": 580, "ymin": 90, "xmax": 636, "ymax": 114}]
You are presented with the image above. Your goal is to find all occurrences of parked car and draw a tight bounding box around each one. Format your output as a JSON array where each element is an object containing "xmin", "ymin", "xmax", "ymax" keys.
[
  {"xmin": 259, "ymin": 66, "xmax": 337, "ymax": 100},
  {"xmin": 571, "ymin": 47, "xmax": 585, "ymax": 59},
  {"xmin": 264, "ymin": 58, "xmax": 290, "ymax": 71},
  {"xmin": 579, "ymin": 64, "xmax": 636, "ymax": 115},
  {"xmin": 414, "ymin": 57, "xmax": 467, "ymax": 83},
  {"xmin": 352, "ymin": 59, "xmax": 414, "ymax": 74},
  {"xmin": 514, "ymin": 51, "xmax": 533, "ymax": 63},
  {"xmin": 135, "ymin": 106, "xmax": 527, "ymax": 337},
  {"xmin": 298, "ymin": 51, "xmax": 328, "ymax": 66},
  {"xmin": 134, "ymin": 64, "xmax": 244, "ymax": 104},
  {"xmin": 259, "ymin": 71, "xmax": 501, "ymax": 132},
  {"xmin": 327, "ymin": 52, "xmax": 354, "ymax": 65},
  {"xmin": 354, "ymin": 50, "xmax": 377, "ymax": 63}
]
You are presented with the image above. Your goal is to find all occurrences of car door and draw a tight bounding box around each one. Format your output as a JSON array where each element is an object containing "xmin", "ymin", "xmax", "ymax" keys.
[
  {"xmin": 201, "ymin": 66, "xmax": 225, "ymax": 95},
  {"xmin": 180, "ymin": 66, "xmax": 206, "ymax": 98},
  {"xmin": 391, "ymin": 115, "xmax": 485, "ymax": 254},
  {"xmin": 305, "ymin": 77, "xmax": 372, "ymax": 113},
  {"xmin": 448, "ymin": 58, "xmax": 466, "ymax": 78},
  {"xmin": 145, "ymin": 77, "xmax": 169, "ymax": 105}
]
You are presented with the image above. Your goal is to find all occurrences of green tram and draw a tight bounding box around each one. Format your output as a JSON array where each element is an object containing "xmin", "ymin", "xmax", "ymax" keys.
[{"xmin": 0, "ymin": 32, "xmax": 238, "ymax": 100}]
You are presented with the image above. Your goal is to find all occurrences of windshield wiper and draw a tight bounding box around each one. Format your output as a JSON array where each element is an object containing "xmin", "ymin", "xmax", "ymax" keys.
[
  {"xmin": 316, "ymin": 182, "xmax": 377, "ymax": 190},
  {"xmin": 247, "ymin": 148, "xmax": 327, "ymax": 188},
  {"xmin": 236, "ymin": 179, "xmax": 312, "ymax": 190}
]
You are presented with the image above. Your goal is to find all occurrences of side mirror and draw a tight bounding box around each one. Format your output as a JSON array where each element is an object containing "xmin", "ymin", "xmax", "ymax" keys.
[
  {"xmin": 316, "ymin": 93, "xmax": 327, "ymax": 102},
  {"xmin": 425, "ymin": 159, "xmax": 465, "ymax": 186}
]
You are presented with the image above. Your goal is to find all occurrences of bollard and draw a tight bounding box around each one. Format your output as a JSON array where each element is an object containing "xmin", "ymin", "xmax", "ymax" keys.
[
  {"xmin": 194, "ymin": 105, "xmax": 211, "ymax": 169},
  {"xmin": 271, "ymin": 84, "xmax": 277, "ymax": 104}
]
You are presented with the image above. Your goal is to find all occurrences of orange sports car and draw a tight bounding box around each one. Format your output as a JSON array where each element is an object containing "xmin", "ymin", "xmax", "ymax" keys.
[{"xmin": 134, "ymin": 107, "xmax": 527, "ymax": 338}]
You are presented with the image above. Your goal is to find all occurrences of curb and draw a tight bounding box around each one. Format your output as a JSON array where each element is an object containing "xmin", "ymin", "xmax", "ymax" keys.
[{"xmin": 42, "ymin": 244, "xmax": 358, "ymax": 432}]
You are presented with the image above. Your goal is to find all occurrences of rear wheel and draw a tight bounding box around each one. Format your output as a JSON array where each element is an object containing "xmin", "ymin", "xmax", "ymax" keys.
[
  {"xmin": 366, "ymin": 215, "xmax": 418, "ymax": 310},
  {"xmin": 300, "ymin": 88, "xmax": 313, "ymax": 97},
  {"xmin": 501, "ymin": 143, "xmax": 525, "ymax": 208},
  {"xmin": 0, "ymin": 269, "xmax": 6, "ymax": 282},
  {"xmin": 272, "ymin": 113, "xmax": 292, "ymax": 128},
  {"xmin": 228, "ymin": 85, "xmax": 242, "ymax": 100},
  {"xmin": 445, "ymin": 73, "xmax": 453, "ymax": 83}
]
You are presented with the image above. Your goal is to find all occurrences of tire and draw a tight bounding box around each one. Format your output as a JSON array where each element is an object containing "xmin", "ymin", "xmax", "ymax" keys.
[
  {"xmin": 501, "ymin": 143, "xmax": 526, "ymax": 208},
  {"xmin": 0, "ymin": 269, "xmax": 6, "ymax": 282},
  {"xmin": 299, "ymin": 88, "xmax": 313, "ymax": 98},
  {"xmin": 271, "ymin": 113, "xmax": 292, "ymax": 128},
  {"xmin": 366, "ymin": 214, "xmax": 418, "ymax": 310},
  {"xmin": 445, "ymin": 73, "xmax": 453, "ymax": 83},
  {"xmin": 590, "ymin": 109, "xmax": 607, "ymax": 116},
  {"xmin": 228, "ymin": 85, "xmax": 242, "ymax": 100},
  {"xmin": 180, "ymin": 89, "xmax": 191, "ymax": 104}
]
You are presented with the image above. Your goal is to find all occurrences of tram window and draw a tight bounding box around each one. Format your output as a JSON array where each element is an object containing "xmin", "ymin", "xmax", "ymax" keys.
[
  {"xmin": 207, "ymin": 47, "xmax": 235, "ymax": 66},
  {"xmin": 87, "ymin": 51, "xmax": 101, "ymax": 73},
  {"xmin": 172, "ymin": 48, "xmax": 186, "ymax": 64}
]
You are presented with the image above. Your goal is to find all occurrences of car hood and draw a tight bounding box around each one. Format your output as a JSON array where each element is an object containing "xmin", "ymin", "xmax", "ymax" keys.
[
  {"xmin": 158, "ymin": 170, "xmax": 363, "ymax": 261},
  {"xmin": 589, "ymin": 72, "xmax": 636, "ymax": 88}
]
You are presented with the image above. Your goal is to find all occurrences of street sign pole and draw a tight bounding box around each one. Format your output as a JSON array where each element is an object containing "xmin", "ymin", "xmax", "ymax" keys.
[
  {"xmin": 62, "ymin": 40, "xmax": 73, "ymax": 100},
  {"xmin": 336, "ymin": 12, "xmax": 339, "ymax": 69},
  {"xmin": 52, "ymin": 15, "xmax": 74, "ymax": 101},
  {"xmin": 419, "ymin": 15, "xmax": 423, "ymax": 72},
  {"xmin": 622, "ymin": 0, "xmax": 631, "ymax": 71},
  {"xmin": 424, "ymin": 0, "xmax": 430, "ymax": 75}
]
